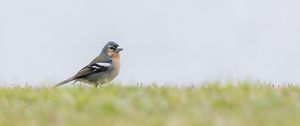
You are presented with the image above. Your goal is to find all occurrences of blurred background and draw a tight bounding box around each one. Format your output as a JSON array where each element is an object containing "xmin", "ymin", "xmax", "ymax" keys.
[{"xmin": 1, "ymin": 0, "xmax": 300, "ymax": 86}]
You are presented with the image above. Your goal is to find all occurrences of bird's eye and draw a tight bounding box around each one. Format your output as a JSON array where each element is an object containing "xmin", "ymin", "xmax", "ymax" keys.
[{"xmin": 109, "ymin": 47, "xmax": 115, "ymax": 50}]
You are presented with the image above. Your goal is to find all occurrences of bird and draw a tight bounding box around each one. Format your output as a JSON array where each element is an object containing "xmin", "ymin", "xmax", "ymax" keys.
[{"xmin": 54, "ymin": 41, "xmax": 123, "ymax": 88}]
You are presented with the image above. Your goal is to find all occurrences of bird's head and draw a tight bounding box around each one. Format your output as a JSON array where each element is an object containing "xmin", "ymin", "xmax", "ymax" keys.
[{"xmin": 102, "ymin": 41, "xmax": 123, "ymax": 58}]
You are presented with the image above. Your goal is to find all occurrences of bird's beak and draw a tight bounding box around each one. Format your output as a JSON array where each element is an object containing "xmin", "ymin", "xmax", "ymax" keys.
[{"xmin": 115, "ymin": 47, "xmax": 123, "ymax": 53}]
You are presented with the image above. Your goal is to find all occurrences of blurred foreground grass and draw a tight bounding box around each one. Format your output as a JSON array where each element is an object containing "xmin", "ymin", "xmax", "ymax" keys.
[{"xmin": 0, "ymin": 83, "xmax": 300, "ymax": 126}]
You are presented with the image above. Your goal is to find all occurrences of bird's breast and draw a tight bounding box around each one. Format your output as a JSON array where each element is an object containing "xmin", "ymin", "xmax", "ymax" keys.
[{"xmin": 111, "ymin": 57, "xmax": 121, "ymax": 79}]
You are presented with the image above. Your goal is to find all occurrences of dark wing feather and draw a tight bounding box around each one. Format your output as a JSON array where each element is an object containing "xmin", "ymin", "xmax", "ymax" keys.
[
  {"xmin": 53, "ymin": 65, "xmax": 107, "ymax": 87},
  {"xmin": 73, "ymin": 64, "xmax": 109, "ymax": 79},
  {"xmin": 54, "ymin": 54, "xmax": 111, "ymax": 87}
]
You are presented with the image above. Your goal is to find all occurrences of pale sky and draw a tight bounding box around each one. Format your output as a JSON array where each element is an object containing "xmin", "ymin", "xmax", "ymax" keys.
[{"xmin": 1, "ymin": 0, "xmax": 300, "ymax": 86}]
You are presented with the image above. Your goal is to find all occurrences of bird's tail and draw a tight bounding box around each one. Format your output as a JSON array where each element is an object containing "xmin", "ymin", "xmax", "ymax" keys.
[{"xmin": 53, "ymin": 77, "xmax": 75, "ymax": 87}]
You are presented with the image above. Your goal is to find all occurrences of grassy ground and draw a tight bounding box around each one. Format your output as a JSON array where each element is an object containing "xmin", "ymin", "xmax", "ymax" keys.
[{"xmin": 0, "ymin": 83, "xmax": 300, "ymax": 126}]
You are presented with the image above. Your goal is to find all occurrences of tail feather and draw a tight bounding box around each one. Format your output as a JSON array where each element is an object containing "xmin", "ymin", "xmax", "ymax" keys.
[{"xmin": 53, "ymin": 77, "xmax": 75, "ymax": 87}]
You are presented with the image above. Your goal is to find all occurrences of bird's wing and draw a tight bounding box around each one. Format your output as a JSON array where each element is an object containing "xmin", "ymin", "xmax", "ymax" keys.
[{"xmin": 73, "ymin": 62, "xmax": 112, "ymax": 79}]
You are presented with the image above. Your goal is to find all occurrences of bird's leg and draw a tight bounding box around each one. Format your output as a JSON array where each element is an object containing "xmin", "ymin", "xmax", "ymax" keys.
[
  {"xmin": 95, "ymin": 80, "xmax": 103, "ymax": 88},
  {"xmin": 94, "ymin": 82, "xmax": 99, "ymax": 88}
]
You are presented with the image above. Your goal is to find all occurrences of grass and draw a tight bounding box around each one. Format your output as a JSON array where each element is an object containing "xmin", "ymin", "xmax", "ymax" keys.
[{"xmin": 0, "ymin": 83, "xmax": 300, "ymax": 126}]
